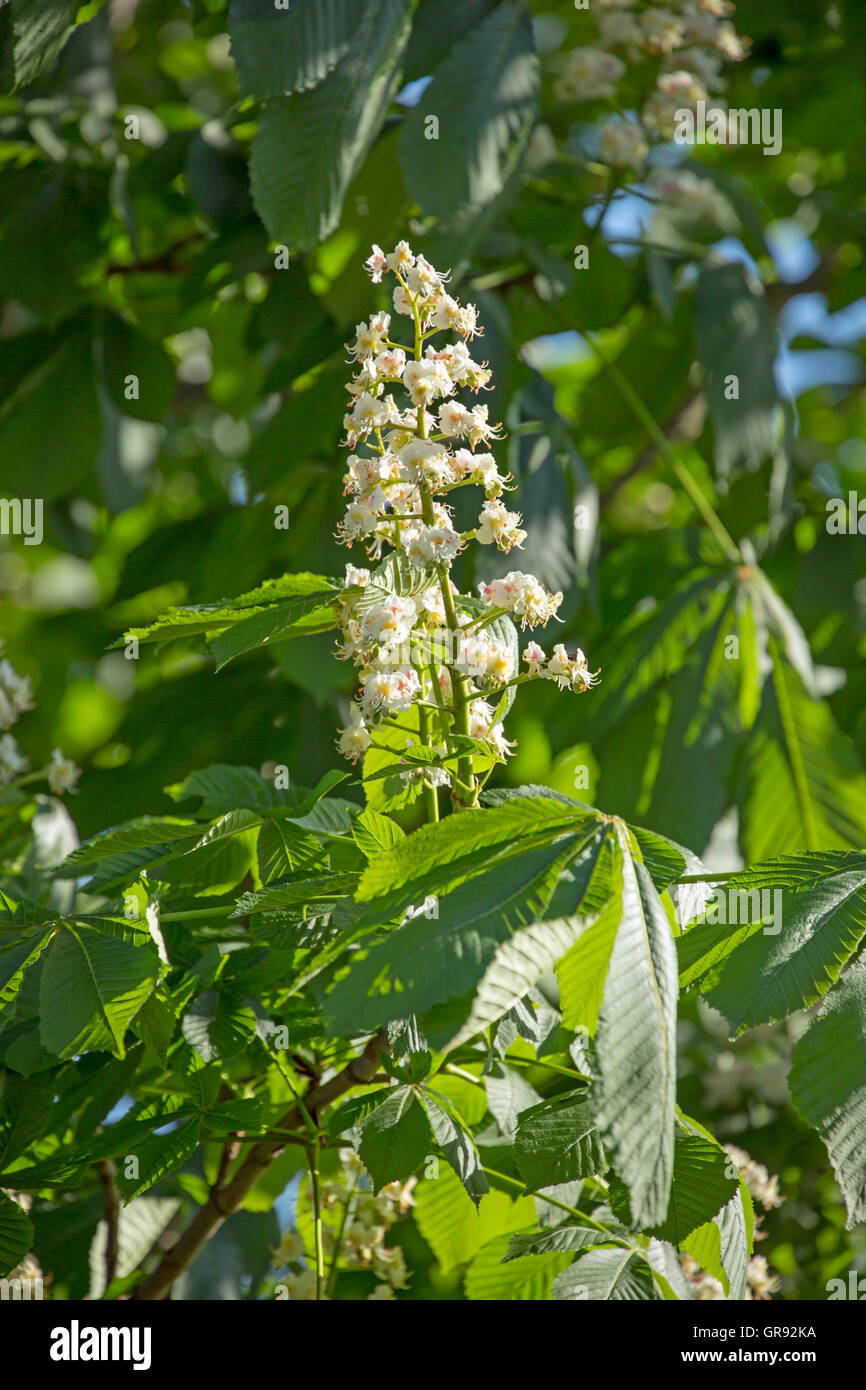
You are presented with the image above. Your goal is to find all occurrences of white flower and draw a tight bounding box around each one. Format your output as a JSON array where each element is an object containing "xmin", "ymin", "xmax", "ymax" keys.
[
  {"xmin": 386, "ymin": 240, "xmax": 415, "ymax": 273},
  {"xmin": 47, "ymin": 748, "xmax": 80, "ymax": 795},
  {"xmin": 403, "ymin": 359, "xmax": 453, "ymax": 407},
  {"xmin": 476, "ymin": 500, "xmax": 526, "ymax": 552},
  {"xmin": 361, "ymin": 596, "xmax": 418, "ymax": 648},
  {"xmin": 273, "ymin": 1229, "xmax": 306, "ymax": 1266},
  {"xmin": 345, "ymin": 564, "xmax": 371, "ymax": 589},
  {"xmin": 556, "ymin": 47, "xmax": 626, "ymax": 102},
  {"xmin": 640, "ymin": 7, "xmax": 686, "ymax": 53},
  {"xmin": 359, "ymin": 665, "xmax": 421, "ymax": 716},
  {"xmin": 0, "ymin": 659, "xmax": 35, "ymax": 726},
  {"xmin": 0, "ymin": 733, "xmax": 28, "ymax": 783},
  {"xmin": 599, "ymin": 118, "xmax": 649, "ymax": 172},
  {"xmin": 407, "ymin": 525, "xmax": 464, "ymax": 566},
  {"xmin": 364, "ymin": 244, "xmax": 388, "ymax": 283},
  {"xmin": 544, "ymin": 644, "xmax": 601, "ymax": 693},
  {"xmin": 523, "ymin": 641, "xmax": 546, "ymax": 673}
]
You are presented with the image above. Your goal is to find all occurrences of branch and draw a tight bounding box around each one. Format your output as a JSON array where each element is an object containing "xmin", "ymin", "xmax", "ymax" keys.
[
  {"xmin": 132, "ymin": 1030, "xmax": 389, "ymax": 1300},
  {"xmin": 95, "ymin": 1158, "xmax": 121, "ymax": 1293}
]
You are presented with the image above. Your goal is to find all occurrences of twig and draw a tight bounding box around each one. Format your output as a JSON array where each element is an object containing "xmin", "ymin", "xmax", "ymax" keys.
[
  {"xmin": 95, "ymin": 1159, "xmax": 121, "ymax": 1294},
  {"xmin": 132, "ymin": 1029, "xmax": 390, "ymax": 1300}
]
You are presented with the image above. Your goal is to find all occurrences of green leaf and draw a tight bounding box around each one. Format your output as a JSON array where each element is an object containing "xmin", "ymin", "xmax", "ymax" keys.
[
  {"xmin": 514, "ymin": 1096, "xmax": 605, "ymax": 1191},
  {"xmin": 682, "ymin": 1181, "xmax": 752, "ymax": 1300},
  {"xmin": 249, "ymin": 0, "xmax": 414, "ymax": 250},
  {"xmin": 357, "ymin": 1087, "xmax": 432, "ymax": 1190},
  {"xmin": 399, "ymin": 1, "xmax": 539, "ymax": 222},
  {"xmin": 789, "ymin": 961, "xmax": 866, "ymax": 1227},
  {"xmin": 120, "ymin": 573, "xmax": 339, "ymax": 647},
  {"xmin": 257, "ymin": 818, "xmax": 327, "ymax": 883},
  {"xmin": 355, "ymin": 796, "xmax": 589, "ymax": 908},
  {"xmin": 703, "ymin": 855, "xmax": 866, "ymax": 1033},
  {"xmin": 694, "ymin": 261, "xmax": 780, "ymax": 483},
  {"xmin": 553, "ymin": 1247, "xmax": 656, "ymax": 1301},
  {"xmin": 12, "ymin": 0, "xmax": 89, "ymax": 89},
  {"xmin": 115, "ymin": 1119, "xmax": 202, "ymax": 1202},
  {"xmin": 165, "ymin": 764, "xmax": 292, "ymax": 816},
  {"xmin": 351, "ymin": 808, "xmax": 405, "ymax": 859},
  {"xmin": 465, "ymin": 1232, "xmax": 571, "ymax": 1299},
  {"xmin": 593, "ymin": 826, "xmax": 677, "ymax": 1228},
  {"xmin": 54, "ymin": 818, "xmax": 199, "ymax": 876},
  {"xmin": 40, "ymin": 926, "xmax": 159, "ymax": 1060},
  {"xmin": 181, "ymin": 988, "xmax": 259, "ymax": 1064},
  {"xmin": 739, "ymin": 641, "xmax": 866, "ymax": 860},
  {"xmin": 232, "ymin": 872, "xmax": 358, "ymax": 916},
  {"xmin": 324, "ymin": 830, "xmax": 591, "ymax": 1038},
  {"xmin": 419, "ymin": 1089, "xmax": 488, "ymax": 1204},
  {"xmin": 646, "ymin": 1131, "xmax": 738, "ymax": 1245},
  {"xmin": 0, "ymin": 931, "xmax": 53, "ymax": 1015},
  {"xmin": 412, "ymin": 1164, "xmax": 534, "ymax": 1275},
  {"xmin": 228, "ymin": 0, "xmax": 365, "ymax": 97},
  {"xmin": 131, "ymin": 992, "xmax": 176, "ymax": 1068},
  {"xmin": 504, "ymin": 1224, "xmax": 616, "ymax": 1262},
  {"xmin": 209, "ymin": 591, "xmax": 338, "ymax": 670},
  {"xmin": 0, "ymin": 1191, "xmax": 33, "ymax": 1279}
]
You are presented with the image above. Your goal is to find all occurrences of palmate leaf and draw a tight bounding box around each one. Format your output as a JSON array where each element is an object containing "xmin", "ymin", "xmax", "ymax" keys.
[
  {"xmin": 0, "ymin": 1191, "xmax": 33, "ymax": 1279},
  {"xmin": 553, "ymin": 1247, "xmax": 657, "ymax": 1301},
  {"xmin": 115, "ymin": 1120, "xmax": 203, "ymax": 1202},
  {"xmin": 228, "ymin": 0, "xmax": 365, "ymax": 98},
  {"xmin": 53, "ymin": 817, "xmax": 200, "ymax": 877},
  {"xmin": 39, "ymin": 926, "xmax": 160, "ymax": 1060},
  {"xmin": 593, "ymin": 825, "xmax": 677, "ymax": 1229},
  {"xmin": 682, "ymin": 1180, "xmax": 753, "ymax": 1301},
  {"xmin": 503, "ymin": 1224, "xmax": 617, "ymax": 1262},
  {"xmin": 181, "ymin": 988, "xmax": 259, "ymax": 1064},
  {"xmin": 399, "ymin": 1, "xmax": 539, "ymax": 221},
  {"xmin": 117, "ymin": 573, "xmax": 340, "ymax": 647},
  {"xmin": 698, "ymin": 854, "xmax": 866, "ymax": 1033},
  {"xmin": 208, "ymin": 591, "xmax": 338, "ymax": 670},
  {"xmin": 324, "ymin": 828, "xmax": 595, "ymax": 1039},
  {"xmin": 357, "ymin": 1087, "xmax": 432, "ymax": 1191},
  {"xmin": 514, "ymin": 1096, "xmax": 606, "ymax": 1190},
  {"xmin": 645, "ymin": 1131, "xmax": 738, "ymax": 1246},
  {"xmin": 465, "ymin": 1233, "xmax": 572, "ymax": 1300},
  {"xmin": 249, "ymin": 0, "xmax": 414, "ymax": 249},
  {"xmin": 419, "ymin": 1090, "xmax": 488, "ymax": 1204},
  {"xmin": 257, "ymin": 818, "xmax": 327, "ymax": 883},
  {"xmin": 412, "ymin": 1164, "xmax": 534, "ymax": 1276},
  {"xmin": 0, "ymin": 930, "xmax": 53, "ymax": 1014},
  {"xmin": 12, "ymin": 0, "xmax": 96, "ymax": 89},
  {"xmin": 789, "ymin": 962, "xmax": 866, "ymax": 1227},
  {"xmin": 165, "ymin": 764, "xmax": 293, "ymax": 816},
  {"xmin": 738, "ymin": 639, "xmax": 866, "ymax": 861}
]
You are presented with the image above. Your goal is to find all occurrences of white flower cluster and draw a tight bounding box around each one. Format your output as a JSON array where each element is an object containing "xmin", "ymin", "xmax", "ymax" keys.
[
  {"xmin": 523, "ymin": 641, "xmax": 600, "ymax": 694},
  {"xmin": 0, "ymin": 643, "xmax": 79, "ymax": 794},
  {"xmin": 725, "ymin": 1144, "xmax": 784, "ymax": 1211},
  {"xmin": 273, "ymin": 1150, "xmax": 414, "ymax": 1301},
  {"xmin": 548, "ymin": 0, "xmax": 750, "ymax": 175},
  {"xmin": 334, "ymin": 245, "xmax": 598, "ymax": 789}
]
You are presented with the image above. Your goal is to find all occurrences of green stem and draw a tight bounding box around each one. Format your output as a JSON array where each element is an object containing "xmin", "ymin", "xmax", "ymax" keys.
[
  {"xmin": 309, "ymin": 1143, "xmax": 325, "ymax": 1301},
  {"xmin": 418, "ymin": 704, "xmax": 439, "ymax": 824},
  {"xmin": 480, "ymin": 1168, "xmax": 613, "ymax": 1234},
  {"xmin": 325, "ymin": 1172, "xmax": 359, "ymax": 1300}
]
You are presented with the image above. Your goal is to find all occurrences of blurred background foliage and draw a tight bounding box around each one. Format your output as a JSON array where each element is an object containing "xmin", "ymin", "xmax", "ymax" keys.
[{"xmin": 1, "ymin": 0, "xmax": 865, "ymax": 1297}]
